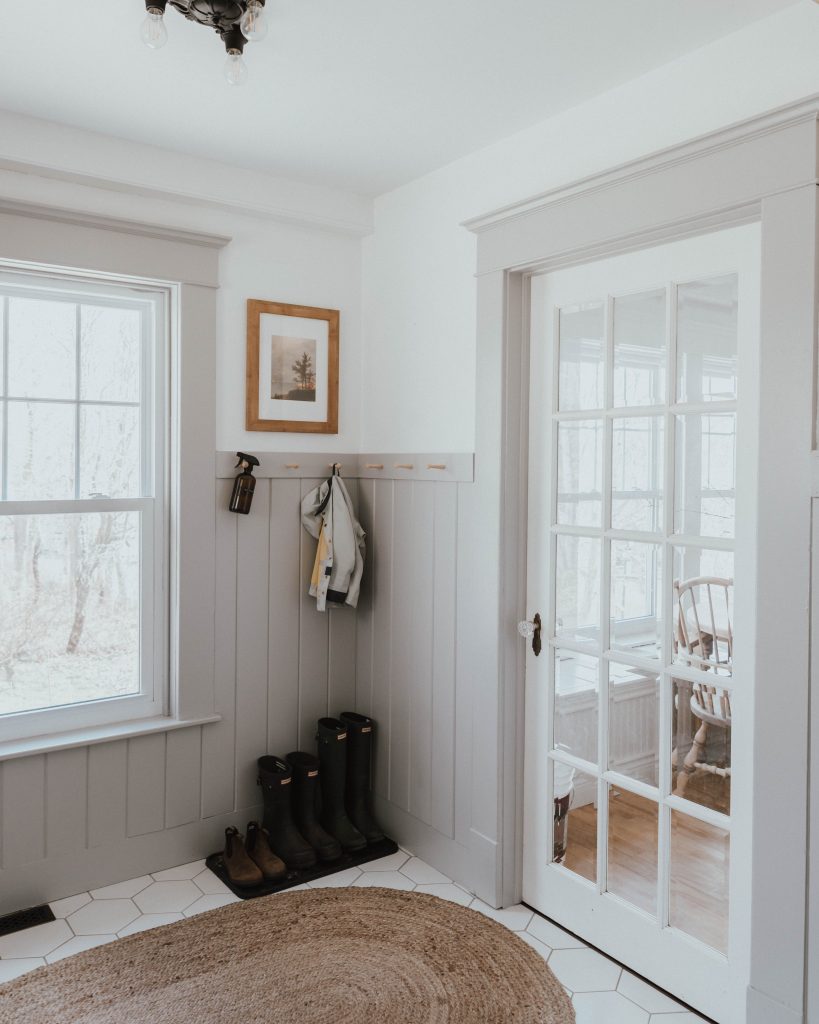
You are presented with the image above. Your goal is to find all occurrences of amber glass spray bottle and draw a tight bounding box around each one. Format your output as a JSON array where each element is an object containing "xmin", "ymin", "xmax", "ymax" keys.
[{"xmin": 229, "ymin": 453, "xmax": 260, "ymax": 514}]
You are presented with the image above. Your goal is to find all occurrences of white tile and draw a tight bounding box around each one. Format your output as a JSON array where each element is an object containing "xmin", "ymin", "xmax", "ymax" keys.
[
  {"xmin": 89, "ymin": 876, "xmax": 153, "ymax": 900},
  {"xmin": 414, "ymin": 883, "xmax": 473, "ymax": 906},
  {"xmin": 67, "ymin": 899, "xmax": 140, "ymax": 935},
  {"xmin": 399, "ymin": 857, "xmax": 451, "ymax": 885},
  {"xmin": 118, "ymin": 913, "xmax": 185, "ymax": 936},
  {"xmin": 517, "ymin": 930, "xmax": 552, "ymax": 961},
  {"xmin": 134, "ymin": 880, "xmax": 202, "ymax": 914},
  {"xmin": 49, "ymin": 893, "xmax": 91, "ymax": 919},
  {"xmin": 353, "ymin": 871, "xmax": 416, "ymax": 891},
  {"xmin": 469, "ymin": 899, "xmax": 533, "ymax": 931},
  {"xmin": 618, "ymin": 972, "xmax": 685, "ymax": 1015},
  {"xmin": 192, "ymin": 869, "xmax": 232, "ymax": 895},
  {"xmin": 183, "ymin": 894, "xmax": 241, "ymax": 917},
  {"xmin": 307, "ymin": 867, "xmax": 362, "ymax": 888},
  {"xmin": 46, "ymin": 934, "xmax": 117, "ymax": 964},
  {"xmin": 0, "ymin": 958, "xmax": 45, "ymax": 982},
  {"xmin": 573, "ymin": 991, "xmax": 649, "ymax": 1024},
  {"xmin": 152, "ymin": 860, "xmax": 207, "ymax": 882},
  {"xmin": 548, "ymin": 948, "xmax": 622, "ymax": 993},
  {"xmin": 359, "ymin": 851, "xmax": 409, "ymax": 871},
  {"xmin": 526, "ymin": 915, "xmax": 585, "ymax": 949},
  {"xmin": 0, "ymin": 920, "xmax": 72, "ymax": 958},
  {"xmin": 648, "ymin": 1015, "xmax": 707, "ymax": 1023}
]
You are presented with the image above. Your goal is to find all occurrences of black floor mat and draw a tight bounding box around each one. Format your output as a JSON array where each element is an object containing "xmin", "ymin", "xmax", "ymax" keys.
[
  {"xmin": 0, "ymin": 904, "xmax": 55, "ymax": 938},
  {"xmin": 206, "ymin": 836, "xmax": 399, "ymax": 900}
]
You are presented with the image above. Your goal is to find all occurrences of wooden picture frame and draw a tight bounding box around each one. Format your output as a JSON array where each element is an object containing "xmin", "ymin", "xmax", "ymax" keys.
[{"xmin": 246, "ymin": 299, "xmax": 339, "ymax": 433}]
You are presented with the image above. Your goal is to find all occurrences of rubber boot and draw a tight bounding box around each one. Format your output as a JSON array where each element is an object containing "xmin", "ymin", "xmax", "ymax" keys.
[
  {"xmin": 257, "ymin": 755, "xmax": 317, "ymax": 870},
  {"xmin": 340, "ymin": 712, "xmax": 385, "ymax": 844},
  {"xmin": 316, "ymin": 718, "xmax": 366, "ymax": 852},
  {"xmin": 223, "ymin": 827, "xmax": 264, "ymax": 889},
  {"xmin": 245, "ymin": 820, "xmax": 287, "ymax": 881},
  {"xmin": 285, "ymin": 752, "xmax": 343, "ymax": 862}
]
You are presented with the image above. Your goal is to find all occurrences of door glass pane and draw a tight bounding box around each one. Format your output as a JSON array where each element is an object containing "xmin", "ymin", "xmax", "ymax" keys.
[
  {"xmin": 671, "ymin": 677, "xmax": 731, "ymax": 814},
  {"xmin": 676, "ymin": 275, "xmax": 738, "ymax": 404},
  {"xmin": 672, "ymin": 548, "xmax": 733, "ymax": 674},
  {"xmin": 80, "ymin": 305, "xmax": 142, "ymax": 403},
  {"xmin": 670, "ymin": 810, "xmax": 729, "ymax": 954},
  {"xmin": 674, "ymin": 412, "xmax": 735, "ymax": 539},
  {"xmin": 613, "ymin": 289, "xmax": 666, "ymax": 407},
  {"xmin": 607, "ymin": 788, "xmax": 658, "ymax": 916},
  {"xmin": 555, "ymin": 535, "xmax": 601, "ymax": 646},
  {"xmin": 7, "ymin": 297, "xmax": 76, "ymax": 400},
  {"xmin": 6, "ymin": 401, "xmax": 75, "ymax": 500},
  {"xmin": 558, "ymin": 302, "xmax": 604, "ymax": 411},
  {"xmin": 609, "ymin": 662, "xmax": 660, "ymax": 787},
  {"xmin": 610, "ymin": 540, "xmax": 662, "ymax": 659},
  {"xmin": 612, "ymin": 416, "xmax": 664, "ymax": 533},
  {"xmin": 79, "ymin": 405, "xmax": 141, "ymax": 499},
  {"xmin": 0, "ymin": 512, "xmax": 140, "ymax": 715},
  {"xmin": 557, "ymin": 420, "xmax": 603, "ymax": 526},
  {"xmin": 553, "ymin": 764, "xmax": 597, "ymax": 884},
  {"xmin": 554, "ymin": 650, "xmax": 598, "ymax": 764}
]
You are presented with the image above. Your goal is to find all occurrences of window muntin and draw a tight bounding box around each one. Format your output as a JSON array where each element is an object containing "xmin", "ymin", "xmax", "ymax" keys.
[{"xmin": 0, "ymin": 271, "xmax": 167, "ymax": 739}]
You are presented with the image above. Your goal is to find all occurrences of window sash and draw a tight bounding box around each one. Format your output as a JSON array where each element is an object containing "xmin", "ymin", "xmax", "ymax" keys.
[{"xmin": 0, "ymin": 271, "xmax": 168, "ymax": 741}]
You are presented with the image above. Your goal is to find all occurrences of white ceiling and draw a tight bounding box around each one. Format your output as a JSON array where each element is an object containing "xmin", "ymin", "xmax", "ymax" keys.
[{"xmin": 0, "ymin": 0, "xmax": 802, "ymax": 196}]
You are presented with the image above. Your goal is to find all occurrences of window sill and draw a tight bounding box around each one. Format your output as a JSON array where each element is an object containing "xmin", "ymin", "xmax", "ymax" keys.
[{"xmin": 0, "ymin": 713, "xmax": 221, "ymax": 763}]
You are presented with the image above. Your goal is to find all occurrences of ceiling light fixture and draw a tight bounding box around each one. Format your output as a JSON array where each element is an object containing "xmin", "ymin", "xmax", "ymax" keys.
[{"xmin": 141, "ymin": 1, "xmax": 269, "ymax": 85}]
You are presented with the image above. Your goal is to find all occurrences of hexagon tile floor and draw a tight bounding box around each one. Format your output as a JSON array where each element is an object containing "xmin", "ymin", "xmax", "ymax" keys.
[{"xmin": 0, "ymin": 850, "xmax": 708, "ymax": 1023}]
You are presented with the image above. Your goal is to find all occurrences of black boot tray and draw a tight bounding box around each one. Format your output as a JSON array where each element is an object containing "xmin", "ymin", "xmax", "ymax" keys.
[{"xmin": 205, "ymin": 836, "xmax": 399, "ymax": 900}]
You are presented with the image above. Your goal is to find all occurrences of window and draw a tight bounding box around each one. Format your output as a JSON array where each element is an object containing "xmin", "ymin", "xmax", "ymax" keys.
[{"xmin": 0, "ymin": 269, "xmax": 168, "ymax": 742}]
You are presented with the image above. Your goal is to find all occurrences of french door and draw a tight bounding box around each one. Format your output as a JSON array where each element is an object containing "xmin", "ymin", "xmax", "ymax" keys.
[{"xmin": 522, "ymin": 224, "xmax": 760, "ymax": 1022}]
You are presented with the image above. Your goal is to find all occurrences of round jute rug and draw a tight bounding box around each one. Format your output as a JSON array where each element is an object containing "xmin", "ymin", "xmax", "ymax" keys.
[{"xmin": 0, "ymin": 887, "xmax": 574, "ymax": 1023}]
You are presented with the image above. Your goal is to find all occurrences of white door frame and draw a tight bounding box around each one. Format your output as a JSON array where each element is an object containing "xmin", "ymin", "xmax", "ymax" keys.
[{"xmin": 466, "ymin": 97, "xmax": 819, "ymax": 1024}]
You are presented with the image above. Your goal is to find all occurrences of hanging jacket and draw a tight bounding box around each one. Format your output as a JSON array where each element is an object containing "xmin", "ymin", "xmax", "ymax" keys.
[{"xmin": 301, "ymin": 475, "xmax": 365, "ymax": 611}]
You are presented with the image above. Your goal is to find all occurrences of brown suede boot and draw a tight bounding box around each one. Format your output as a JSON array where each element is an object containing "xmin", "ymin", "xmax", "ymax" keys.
[
  {"xmin": 245, "ymin": 821, "xmax": 287, "ymax": 881},
  {"xmin": 223, "ymin": 826, "xmax": 264, "ymax": 889}
]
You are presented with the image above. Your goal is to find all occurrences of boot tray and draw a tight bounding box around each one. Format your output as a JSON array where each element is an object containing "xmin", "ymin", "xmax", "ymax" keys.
[{"xmin": 205, "ymin": 836, "xmax": 399, "ymax": 899}]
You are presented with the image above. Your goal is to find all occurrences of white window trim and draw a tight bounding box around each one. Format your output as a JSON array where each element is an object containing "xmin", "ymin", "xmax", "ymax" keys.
[{"xmin": 0, "ymin": 268, "xmax": 173, "ymax": 744}]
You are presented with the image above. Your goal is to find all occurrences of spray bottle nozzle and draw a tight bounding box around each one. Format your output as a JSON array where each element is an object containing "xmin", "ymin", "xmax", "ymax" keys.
[{"xmin": 235, "ymin": 452, "xmax": 260, "ymax": 471}]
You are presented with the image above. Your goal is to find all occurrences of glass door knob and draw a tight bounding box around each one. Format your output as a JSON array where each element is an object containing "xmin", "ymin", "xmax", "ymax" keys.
[{"xmin": 517, "ymin": 613, "xmax": 542, "ymax": 656}]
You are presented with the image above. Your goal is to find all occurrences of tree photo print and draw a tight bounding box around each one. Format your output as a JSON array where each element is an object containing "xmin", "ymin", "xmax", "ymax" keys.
[{"xmin": 270, "ymin": 335, "xmax": 317, "ymax": 403}]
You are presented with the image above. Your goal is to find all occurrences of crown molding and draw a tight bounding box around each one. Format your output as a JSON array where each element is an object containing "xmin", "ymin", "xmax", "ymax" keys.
[
  {"xmin": 0, "ymin": 197, "xmax": 231, "ymax": 249},
  {"xmin": 0, "ymin": 154, "xmax": 374, "ymax": 238},
  {"xmin": 464, "ymin": 93, "xmax": 819, "ymax": 234}
]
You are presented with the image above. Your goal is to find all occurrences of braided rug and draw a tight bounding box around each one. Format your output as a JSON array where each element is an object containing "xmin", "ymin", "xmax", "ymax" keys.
[{"xmin": 0, "ymin": 887, "xmax": 574, "ymax": 1023}]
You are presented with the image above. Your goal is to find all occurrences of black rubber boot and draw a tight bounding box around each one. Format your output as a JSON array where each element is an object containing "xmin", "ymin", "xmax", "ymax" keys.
[
  {"xmin": 316, "ymin": 718, "xmax": 366, "ymax": 853},
  {"xmin": 257, "ymin": 755, "xmax": 317, "ymax": 870},
  {"xmin": 340, "ymin": 712, "xmax": 385, "ymax": 844},
  {"xmin": 285, "ymin": 751, "xmax": 343, "ymax": 862}
]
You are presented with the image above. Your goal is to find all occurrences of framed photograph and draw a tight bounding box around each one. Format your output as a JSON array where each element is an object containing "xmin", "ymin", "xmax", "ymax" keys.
[{"xmin": 246, "ymin": 300, "xmax": 339, "ymax": 433}]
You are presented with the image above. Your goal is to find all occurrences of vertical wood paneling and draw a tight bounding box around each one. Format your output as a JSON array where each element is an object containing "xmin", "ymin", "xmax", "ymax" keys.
[
  {"xmin": 267, "ymin": 478, "xmax": 302, "ymax": 758},
  {"xmin": 165, "ymin": 726, "xmax": 202, "ymax": 828},
  {"xmin": 87, "ymin": 740, "xmax": 127, "ymax": 848},
  {"xmin": 328, "ymin": 477, "xmax": 359, "ymax": 717},
  {"xmin": 430, "ymin": 483, "xmax": 458, "ymax": 838},
  {"xmin": 390, "ymin": 481, "xmax": 414, "ymax": 811},
  {"xmin": 1, "ymin": 756, "xmax": 45, "ymax": 867},
  {"xmin": 408, "ymin": 483, "xmax": 435, "ymax": 825},
  {"xmin": 355, "ymin": 479, "xmax": 375, "ymax": 717},
  {"xmin": 201, "ymin": 479, "xmax": 239, "ymax": 819},
  {"xmin": 370, "ymin": 480, "xmax": 394, "ymax": 799},
  {"xmin": 126, "ymin": 733, "xmax": 166, "ymax": 837},
  {"xmin": 298, "ymin": 478, "xmax": 330, "ymax": 749},
  {"xmin": 234, "ymin": 479, "xmax": 271, "ymax": 809},
  {"xmin": 45, "ymin": 748, "xmax": 87, "ymax": 858}
]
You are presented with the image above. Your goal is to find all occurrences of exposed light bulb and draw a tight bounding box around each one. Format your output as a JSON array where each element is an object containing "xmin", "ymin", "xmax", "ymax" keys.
[
  {"xmin": 240, "ymin": 1, "xmax": 268, "ymax": 43},
  {"xmin": 141, "ymin": 8, "xmax": 168, "ymax": 50},
  {"xmin": 224, "ymin": 52, "xmax": 249, "ymax": 86}
]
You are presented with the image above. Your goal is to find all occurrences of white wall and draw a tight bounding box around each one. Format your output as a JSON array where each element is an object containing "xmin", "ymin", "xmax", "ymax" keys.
[
  {"xmin": 360, "ymin": 0, "xmax": 819, "ymax": 453},
  {"xmin": 0, "ymin": 110, "xmax": 370, "ymax": 455}
]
